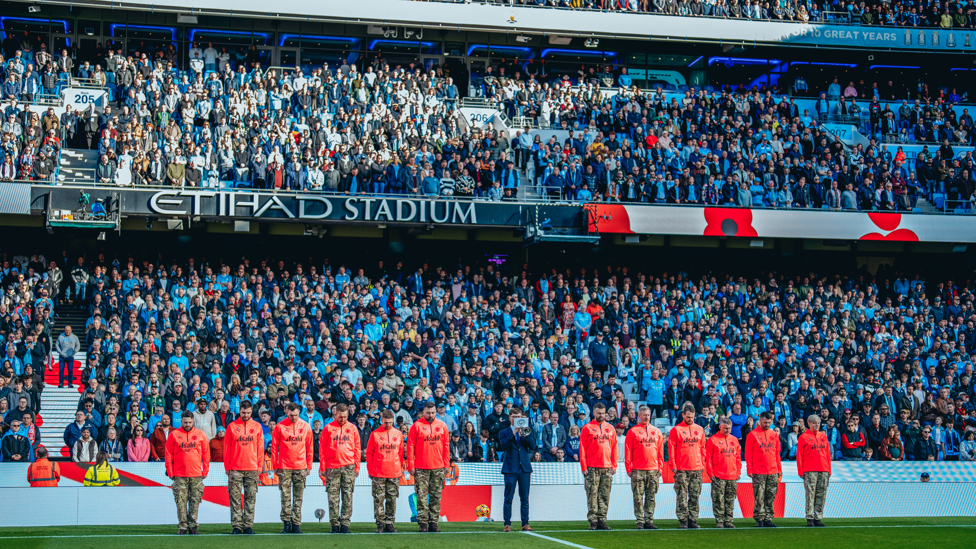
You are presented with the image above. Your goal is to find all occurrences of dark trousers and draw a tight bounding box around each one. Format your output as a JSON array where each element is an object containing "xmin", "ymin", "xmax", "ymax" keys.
[
  {"xmin": 503, "ymin": 472, "xmax": 531, "ymax": 526},
  {"xmin": 59, "ymin": 355, "xmax": 74, "ymax": 386}
]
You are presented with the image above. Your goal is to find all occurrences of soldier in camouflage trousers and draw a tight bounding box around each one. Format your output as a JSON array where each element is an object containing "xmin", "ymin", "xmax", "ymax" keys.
[
  {"xmin": 752, "ymin": 474, "xmax": 779, "ymax": 524},
  {"xmin": 629, "ymin": 469, "xmax": 659, "ymax": 526},
  {"xmin": 710, "ymin": 478, "xmax": 737, "ymax": 526},
  {"xmin": 674, "ymin": 469, "xmax": 703, "ymax": 523},
  {"xmin": 278, "ymin": 469, "xmax": 308, "ymax": 527},
  {"xmin": 326, "ymin": 464, "xmax": 357, "ymax": 528},
  {"xmin": 227, "ymin": 470, "xmax": 259, "ymax": 532},
  {"xmin": 172, "ymin": 476, "xmax": 205, "ymax": 532},
  {"xmin": 584, "ymin": 467, "xmax": 614, "ymax": 524},
  {"xmin": 372, "ymin": 476, "xmax": 400, "ymax": 528},
  {"xmin": 414, "ymin": 468, "xmax": 446, "ymax": 525}
]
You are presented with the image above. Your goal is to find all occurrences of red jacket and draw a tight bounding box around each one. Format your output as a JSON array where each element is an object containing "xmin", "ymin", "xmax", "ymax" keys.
[
  {"xmin": 165, "ymin": 427, "xmax": 211, "ymax": 478},
  {"xmin": 27, "ymin": 458, "xmax": 61, "ymax": 487},
  {"xmin": 319, "ymin": 421, "xmax": 361, "ymax": 473},
  {"xmin": 705, "ymin": 432, "xmax": 742, "ymax": 480},
  {"xmin": 271, "ymin": 418, "xmax": 314, "ymax": 470},
  {"xmin": 796, "ymin": 429, "xmax": 832, "ymax": 476},
  {"xmin": 579, "ymin": 420, "xmax": 618, "ymax": 472},
  {"xmin": 406, "ymin": 418, "xmax": 450, "ymax": 470},
  {"xmin": 623, "ymin": 423, "xmax": 664, "ymax": 475},
  {"xmin": 745, "ymin": 428, "xmax": 782, "ymax": 476},
  {"xmin": 366, "ymin": 427, "xmax": 405, "ymax": 479},
  {"xmin": 224, "ymin": 418, "xmax": 265, "ymax": 472},
  {"xmin": 667, "ymin": 421, "xmax": 706, "ymax": 471}
]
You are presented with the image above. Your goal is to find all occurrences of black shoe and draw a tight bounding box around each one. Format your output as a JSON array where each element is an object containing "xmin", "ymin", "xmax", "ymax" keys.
[
  {"xmin": 178, "ymin": 529, "xmax": 187, "ymax": 535},
  {"xmin": 243, "ymin": 528, "xmax": 255, "ymax": 535},
  {"xmin": 419, "ymin": 522, "xmax": 428, "ymax": 533},
  {"xmin": 635, "ymin": 522, "xmax": 644, "ymax": 530},
  {"xmin": 763, "ymin": 520, "xmax": 778, "ymax": 528},
  {"xmin": 688, "ymin": 521, "xmax": 701, "ymax": 529},
  {"xmin": 291, "ymin": 525, "xmax": 303, "ymax": 534},
  {"xmin": 814, "ymin": 520, "xmax": 826, "ymax": 528},
  {"xmin": 230, "ymin": 528, "xmax": 242, "ymax": 535},
  {"xmin": 715, "ymin": 523, "xmax": 725, "ymax": 528},
  {"xmin": 428, "ymin": 522, "xmax": 441, "ymax": 533},
  {"xmin": 281, "ymin": 521, "xmax": 292, "ymax": 534},
  {"xmin": 340, "ymin": 525, "xmax": 350, "ymax": 534},
  {"xmin": 597, "ymin": 520, "xmax": 611, "ymax": 531},
  {"xmin": 807, "ymin": 519, "xmax": 815, "ymax": 527},
  {"xmin": 645, "ymin": 522, "xmax": 658, "ymax": 530},
  {"xmin": 725, "ymin": 522, "xmax": 736, "ymax": 529},
  {"xmin": 376, "ymin": 525, "xmax": 385, "ymax": 533},
  {"xmin": 188, "ymin": 527, "xmax": 198, "ymax": 535},
  {"xmin": 755, "ymin": 521, "xmax": 765, "ymax": 528},
  {"xmin": 679, "ymin": 521, "xmax": 688, "ymax": 529},
  {"xmin": 385, "ymin": 524, "xmax": 398, "ymax": 533},
  {"xmin": 588, "ymin": 522, "xmax": 597, "ymax": 531},
  {"xmin": 330, "ymin": 525, "xmax": 339, "ymax": 534}
]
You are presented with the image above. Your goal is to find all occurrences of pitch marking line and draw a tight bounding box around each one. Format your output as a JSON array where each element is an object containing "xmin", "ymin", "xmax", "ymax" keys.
[
  {"xmin": 0, "ymin": 523, "xmax": 973, "ymax": 539},
  {"xmin": 524, "ymin": 531, "xmax": 594, "ymax": 548}
]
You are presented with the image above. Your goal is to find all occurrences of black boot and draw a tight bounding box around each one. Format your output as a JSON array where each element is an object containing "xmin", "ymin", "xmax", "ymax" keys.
[
  {"xmin": 291, "ymin": 525, "xmax": 304, "ymax": 534},
  {"xmin": 763, "ymin": 520, "xmax": 778, "ymax": 528},
  {"xmin": 807, "ymin": 519, "xmax": 815, "ymax": 527},
  {"xmin": 242, "ymin": 528, "xmax": 255, "ymax": 535},
  {"xmin": 281, "ymin": 521, "xmax": 292, "ymax": 534},
  {"xmin": 230, "ymin": 528, "xmax": 242, "ymax": 535},
  {"xmin": 340, "ymin": 525, "xmax": 350, "ymax": 534},
  {"xmin": 814, "ymin": 519, "xmax": 826, "ymax": 527},
  {"xmin": 330, "ymin": 525, "xmax": 339, "ymax": 534},
  {"xmin": 688, "ymin": 521, "xmax": 701, "ymax": 529}
]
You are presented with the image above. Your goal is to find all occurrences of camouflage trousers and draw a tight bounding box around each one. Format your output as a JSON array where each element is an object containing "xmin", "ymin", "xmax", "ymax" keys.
[
  {"xmin": 325, "ymin": 464, "xmax": 357, "ymax": 527},
  {"xmin": 673, "ymin": 469, "xmax": 703, "ymax": 522},
  {"xmin": 710, "ymin": 478, "xmax": 737, "ymax": 525},
  {"xmin": 371, "ymin": 476, "xmax": 400, "ymax": 526},
  {"xmin": 629, "ymin": 469, "xmax": 660, "ymax": 524},
  {"xmin": 172, "ymin": 476, "xmax": 204, "ymax": 530},
  {"xmin": 583, "ymin": 467, "xmax": 614, "ymax": 523},
  {"xmin": 803, "ymin": 471, "xmax": 830, "ymax": 520},
  {"xmin": 414, "ymin": 468, "xmax": 446, "ymax": 524},
  {"xmin": 227, "ymin": 470, "xmax": 259, "ymax": 529},
  {"xmin": 278, "ymin": 469, "xmax": 308, "ymax": 525},
  {"xmin": 752, "ymin": 474, "xmax": 779, "ymax": 522}
]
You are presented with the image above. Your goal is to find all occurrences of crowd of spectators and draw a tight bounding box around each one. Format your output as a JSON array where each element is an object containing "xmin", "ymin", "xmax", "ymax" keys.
[
  {"xmin": 11, "ymin": 250, "xmax": 967, "ymax": 466},
  {"xmin": 0, "ymin": 252, "xmax": 55, "ymax": 462},
  {"xmin": 2, "ymin": 30, "xmax": 976, "ymax": 211},
  {"xmin": 462, "ymin": 0, "xmax": 976, "ymax": 29}
]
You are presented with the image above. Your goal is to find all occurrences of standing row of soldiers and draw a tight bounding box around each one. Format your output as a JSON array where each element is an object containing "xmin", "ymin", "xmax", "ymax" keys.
[
  {"xmin": 164, "ymin": 401, "xmax": 451, "ymax": 534},
  {"xmin": 163, "ymin": 400, "xmax": 831, "ymax": 532},
  {"xmin": 583, "ymin": 402, "xmax": 832, "ymax": 530}
]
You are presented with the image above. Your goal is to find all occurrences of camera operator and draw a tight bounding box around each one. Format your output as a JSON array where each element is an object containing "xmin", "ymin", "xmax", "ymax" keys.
[{"xmin": 499, "ymin": 407, "xmax": 536, "ymax": 532}]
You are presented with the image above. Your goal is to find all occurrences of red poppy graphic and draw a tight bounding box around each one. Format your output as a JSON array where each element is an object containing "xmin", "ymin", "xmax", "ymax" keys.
[
  {"xmin": 703, "ymin": 208, "xmax": 758, "ymax": 237},
  {"xmin": 860, "ymin": 213, "xmax": 919, "ymax": 241},
  {"xmin": 585, "ymin": 203, "xmax": 632, "ymax": 234}
]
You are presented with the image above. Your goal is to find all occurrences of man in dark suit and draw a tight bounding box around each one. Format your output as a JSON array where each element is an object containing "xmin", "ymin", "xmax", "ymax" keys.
[{"xmin": 499, "ymin": 407, "xmax": 536, "ymax": 532}]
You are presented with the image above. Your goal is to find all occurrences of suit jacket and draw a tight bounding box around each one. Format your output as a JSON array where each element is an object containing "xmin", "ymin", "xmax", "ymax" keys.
[
  {"xmin": 540, "ymin": 423, "xmax": 567, "ymax": 453},
  {"xmin": 499, "ymin": 426, "xmax": 536, "ymax": 474},
  {"xmin": 899, "ymin": 393, "xmax": 922, "ymax": 419}
]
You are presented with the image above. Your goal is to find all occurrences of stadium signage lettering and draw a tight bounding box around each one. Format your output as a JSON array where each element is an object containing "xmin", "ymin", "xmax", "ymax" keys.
[{"xmin": 147, "ymin": 191, "xmax": 477, "ymax": 224}]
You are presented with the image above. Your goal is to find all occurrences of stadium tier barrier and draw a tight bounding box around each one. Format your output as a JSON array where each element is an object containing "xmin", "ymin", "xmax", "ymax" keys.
[{"xmin": 1, "ymin": 462, "xmax": 974, "ymax": 526}]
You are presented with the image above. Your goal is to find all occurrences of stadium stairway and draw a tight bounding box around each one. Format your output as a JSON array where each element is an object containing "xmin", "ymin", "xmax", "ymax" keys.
[
  {"xmin": 58, "ymin": 148, "xmax": 99, "ymax": 183},
  {"xmin": 41, "ymin": 305, "xmax": 90, "ymax": 459}
]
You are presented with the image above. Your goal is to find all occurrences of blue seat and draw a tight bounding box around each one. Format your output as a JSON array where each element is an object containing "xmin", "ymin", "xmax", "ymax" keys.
[
  {"xmin": 934, "ymin": 196, "xmax": 945, "ymax": 210},
  {"xmin": 912, "ymin": 207, "xmax": 922, "ymax": 214},
  {"xmin": 91, "ymin": 203, "xmax": 106, "ymax": 217},
  {"xmin": 704, "ymin": 85, "xmax": 715, "ymax": 93},
  {"xmin": 678, "ymin": 84, "xmax": 690, "ymax": 92}
]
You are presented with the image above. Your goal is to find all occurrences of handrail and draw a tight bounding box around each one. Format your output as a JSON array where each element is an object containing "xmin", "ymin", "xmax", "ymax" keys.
[{"xmin": 19, "ymin": 180, "xmax": 967, "ymax": 216}]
